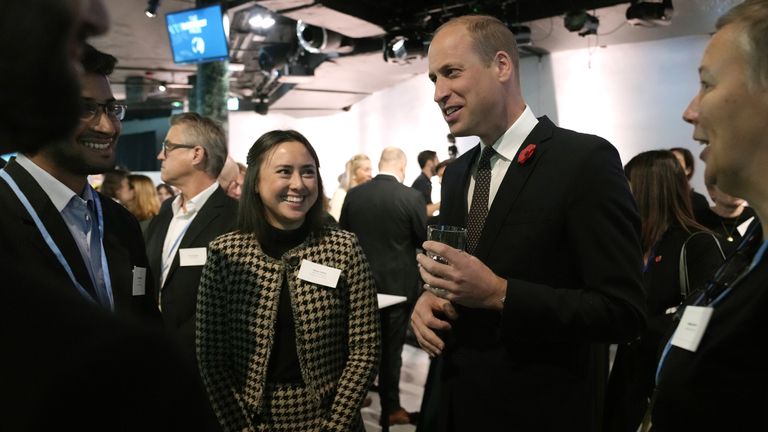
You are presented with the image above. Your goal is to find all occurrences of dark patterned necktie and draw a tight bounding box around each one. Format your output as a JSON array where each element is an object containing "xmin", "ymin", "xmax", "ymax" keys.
[{"xmin": 467, "ymin": 146, "xmax": 494, "ymax": 254}]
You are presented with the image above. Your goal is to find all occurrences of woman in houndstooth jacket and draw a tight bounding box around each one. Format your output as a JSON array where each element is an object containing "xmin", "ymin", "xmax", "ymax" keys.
[{"xmin": 196, "ymin": 130, "xmax": 380, "ymax": 432}]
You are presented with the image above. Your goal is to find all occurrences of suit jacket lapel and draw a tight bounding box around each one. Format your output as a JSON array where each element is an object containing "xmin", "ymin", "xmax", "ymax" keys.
[
  {"xmin": 442, "ymin": 146, "xmax": 478, "ymax": 227},
  {"xmin": 164, "ymin": 186, "xmax": 225, "ymax": 284},
  {"xmin": 474, "ymin": 116, "xmax": 556, "ymax": 261},
  {"xmin": 4, "ymin": 159, "xmax": 98, "ymax": 298}
]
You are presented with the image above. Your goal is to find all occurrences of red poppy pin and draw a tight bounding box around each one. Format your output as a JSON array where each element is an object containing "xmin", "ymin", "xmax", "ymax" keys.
[{"xmin": 517, "ymin": 143, "xmax": 537, "ymax": 165}]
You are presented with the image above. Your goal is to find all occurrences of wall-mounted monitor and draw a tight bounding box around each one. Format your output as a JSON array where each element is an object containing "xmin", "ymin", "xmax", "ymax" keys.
[{"xmin": 166, "ymin": 4, "xmax": 229, "ymax": 64}]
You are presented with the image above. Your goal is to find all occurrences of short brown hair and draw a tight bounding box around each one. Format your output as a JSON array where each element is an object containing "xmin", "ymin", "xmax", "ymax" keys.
[
  {"xmin": 716, "ymin": 0, "xmax": 768, "ymax": 89},
  {"xmin": 436, "ymin": 15, "xmax": 519, "ymax": 83}
]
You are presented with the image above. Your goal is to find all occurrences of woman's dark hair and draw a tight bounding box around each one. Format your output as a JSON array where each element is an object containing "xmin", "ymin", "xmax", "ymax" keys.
[
  {"xmin": 156, "ymin": 183, "xmax": 175, "ymax": 199},
  {"xmin": 669, "ymin": 147, "xmax": 695, "ymax": 180},
  {"xmin": 237, "ymin": 130, "xmax": 325, "ymax": 242},
  {"xmin": 625, "ymin": 150, "xmax": 706, "ymax": 254}
]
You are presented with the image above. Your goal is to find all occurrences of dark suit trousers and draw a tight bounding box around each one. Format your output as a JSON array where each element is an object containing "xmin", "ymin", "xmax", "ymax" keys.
[{"xmin": 379, "ymin": 301, "xmax": 411, "ymax": 412}]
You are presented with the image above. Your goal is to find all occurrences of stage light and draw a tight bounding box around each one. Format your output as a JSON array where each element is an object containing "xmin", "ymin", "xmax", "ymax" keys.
[
  {"xmin": 383, "ymin": 33, "xmax": 425, "ymax": 64},
  {"xmin": 564, "ymin": 10, "xmax": 599, "ymax": 37},
  {"xmin": 296, "ymin": 20, "xmax": 354, "ymax": 54},
  {"xmin": 626, "ymin": 0, "xmax": 674, "ymax": 27},
  {"xmin": 248, "ymin": 14, "xmax": 275, "ymax": 30},
  {"xmin": 145, "ymin": 0, "xmax": 160, "ymax": 18},
  {"xmin": 509, "ymin": 25, "xmax": 532, "ymax": 46}
]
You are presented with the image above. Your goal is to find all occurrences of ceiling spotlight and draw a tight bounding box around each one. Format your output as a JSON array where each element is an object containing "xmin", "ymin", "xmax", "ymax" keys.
[
  {"xmin": 383, "ymin": 34, "xmax": 425, "ymax": 64},
  {"xmin": 564, "ymin": 10, "xmax": 599, "ymax": 37},
  {"xmin": 626, "ymin": 0, "xmax": 674, "ymax": 27},
  {"xmin": 145, "ymin": 0, "xmax": 160, "ymax": 18},
  {"xmin": 248, "ymin": 14, "xmax": 276, "ymax": 30},
  {"xmin": 296, "ymin": 20, "xmax": 353, "ymax": 54},
  {"xmin": 158, "ymin": 82, "xmax": 167, "ymax": 92},
  {"xmin": 508, "ymin": 25, "xmax": 532, "ymax": 47}
]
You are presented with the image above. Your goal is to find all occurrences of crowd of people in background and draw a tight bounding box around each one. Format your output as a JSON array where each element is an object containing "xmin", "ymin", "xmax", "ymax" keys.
[{"xmin": 2, "ymin": 0, "xmax": 768, "ymax": 431}]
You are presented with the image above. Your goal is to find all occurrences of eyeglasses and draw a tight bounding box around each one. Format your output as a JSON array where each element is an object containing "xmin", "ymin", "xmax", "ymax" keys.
[
  {"xmin": 81, "ymin": 100, "xmax": 127, "ymax": 121},
  {"xmin": 162, "ymin": 140, "xmax": 197, "ymax": 157}
]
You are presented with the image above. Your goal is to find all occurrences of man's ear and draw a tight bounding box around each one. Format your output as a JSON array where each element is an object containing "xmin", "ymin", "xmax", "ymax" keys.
[
  {"xmin": 495, "ymin": 51, "xmax": 514, "ymax": 83},
  {"xmin": 192, "ymin": 146, "xmax": 207, "ymax": 167}
]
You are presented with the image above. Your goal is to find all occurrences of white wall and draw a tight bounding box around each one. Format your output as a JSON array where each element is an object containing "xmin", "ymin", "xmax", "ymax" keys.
[{"xmin": 228, "ymin": 34, "xmax": 711, "ymax": 200}]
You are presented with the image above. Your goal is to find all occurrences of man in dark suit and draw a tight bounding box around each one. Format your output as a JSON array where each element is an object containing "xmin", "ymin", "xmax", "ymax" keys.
[
  {"xmin": 412, "ymin": 150, "xmax": 440, "ymax": 217},
  {"xmin": 340, "ymin": 146, "xmax": 427, "ymax": 426},
  {"xmin": 144, "ymin": 113, "xmax": 237, "ymax": 427},
  {"xmin": 410, "ymin": 16, "xmax": 645, "ymax": 431},
  {"xmin": 0, "ymin": 43, "xmax": 159, "ymax": 323},
  {"xmin": 0, "ymin": 1, "xmax": 206, "ymax": 429}
]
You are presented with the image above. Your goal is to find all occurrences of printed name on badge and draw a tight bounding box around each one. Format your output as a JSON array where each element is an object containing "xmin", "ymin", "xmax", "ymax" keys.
[
  {"xmin": 297, "ymin": 259, "xmax": 341, "ymax": 288},
  {"xmin": 179, "ymin": 247, "xmax": 207, "ymax": 267}
]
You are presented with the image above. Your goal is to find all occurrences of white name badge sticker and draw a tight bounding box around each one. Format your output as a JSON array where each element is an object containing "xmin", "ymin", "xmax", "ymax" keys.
[
  {"xmin": 670, "ymin": 306, "xmax": 714, "ymax": 352},
  {"xmin": 132, "ymin": 266, "xmax": 147, "ymax": 296},
  {"xmin": 297, "ymin": 259, "xmax": 341, "ymax": 289},
  {"xmin": 179, "ymin": 247, "xmax": 207, "ymax": 267}
]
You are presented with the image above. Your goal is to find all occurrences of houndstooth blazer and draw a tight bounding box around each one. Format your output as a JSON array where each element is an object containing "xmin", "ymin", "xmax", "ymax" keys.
[{"xmin": 196, "ymin": 227, "xmax": 380, "ymax": 432}]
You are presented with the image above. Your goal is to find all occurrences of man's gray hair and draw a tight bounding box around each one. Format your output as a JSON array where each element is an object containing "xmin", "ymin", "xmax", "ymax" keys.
[
  {"xmin": 169, "ymin": 112, "xmax": 228, "ymax": 177},
  {"xmin": 716, "ymin": 0, "xmax": 768, "ymax": 90}
]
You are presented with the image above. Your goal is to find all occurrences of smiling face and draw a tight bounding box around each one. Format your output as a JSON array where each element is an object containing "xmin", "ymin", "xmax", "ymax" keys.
[
  {"xmin": 257, "ymin": 140, "xmax": 319, "ymax": 230},
  {"xmin": 44, "ymin": 71, "xmax": 121, "ymax": 177},
  {"xmin": 73, "ymin": 72, "xmax": 121, "ymax": 170},
  {"xmin": 428, "ymin": 23, "xmax": 510, "ymax": 144},
  {"xmin": 683, "ymin": 24, "xmax": 768, "ymax": 197}
]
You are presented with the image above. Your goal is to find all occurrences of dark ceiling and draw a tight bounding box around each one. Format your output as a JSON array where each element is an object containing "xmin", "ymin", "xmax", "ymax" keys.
[
  {"xmin": 311, "ymin": 0, "xmax": 629, "ymax": 30},
  {"xmin": 98, "ymin": 0, "xmax": 726, "ymax": 117}
]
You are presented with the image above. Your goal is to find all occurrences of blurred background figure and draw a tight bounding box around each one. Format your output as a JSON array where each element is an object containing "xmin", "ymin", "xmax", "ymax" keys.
[
  {"xmin": 670, "ymin": 147, "xmax": 710, "ymax": 217},
  {"xmin": 604, "ymin": 150, "xmax": 724, "ymax": 432},
  {"xmin": 427, "ymin": 159, "xmax": 453, "ymax": 225},
  {"xmin": 100, "ymin": 168, "xmax": 132, "ymax": 206},
  {"xmin": 328, "ymin": 153, "xmax": 372, "ymax": 221},
  {"xmin": 217, "ymin": 156, "xmax": 244, "ymax": 200},
  {"xmin": 340, "ymin": 147, "xmax": 426, "ymax": 427},
  {"xmin": 412, "ymin": 150, "xmax": 441, "ymax": 217},
  {"xmin": 696, "ymin": 181, "xmax": 756, "ymax": 255},
  {"xmin": 156, "ymin": 183, "xmax": 176, "ymax": 204},
  {"xmin": 127, "ymin": 174, "xmax": 160, "ymax": 232}
]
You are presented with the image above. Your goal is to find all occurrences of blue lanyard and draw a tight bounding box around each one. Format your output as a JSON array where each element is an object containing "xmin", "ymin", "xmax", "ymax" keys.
[
  {"xmin": 655, "ymin": 237, "xmax": 768, "ymax": 384},
  {"xmin": 0, "ymin": 169, "xmax": 114, "ymax": 310},
  {"xmin": 161, "ymin": 218, "xmax": 194, "ymax": 279}
]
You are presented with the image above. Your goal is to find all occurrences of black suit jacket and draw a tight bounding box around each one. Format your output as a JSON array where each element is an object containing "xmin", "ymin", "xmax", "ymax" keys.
[
  {"xmin": 340, "ymin": 174, "xmax": 427, "ymax": 301},
  {"xmin": 0, "ymin": 158, "xmax": 159, "ymax": 323},
  {"xmin": 144, "ymin": 185, "xmax": 237, "ymax": 363},
  {"xmin": 652, "ymin": 224, "xmax": 768, "ymax": 431},
  {"xmin": 436, "ymin": 116, "xmax": 646, "ymax": 431}
]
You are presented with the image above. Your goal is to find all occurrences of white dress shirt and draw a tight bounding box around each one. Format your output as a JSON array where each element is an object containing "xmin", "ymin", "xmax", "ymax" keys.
[
  {"xmin": 467, "ymin": 106, "xmax": 539, "ymax": 210},
  {"xmin": 160, "ymin": 181, "xmax": 219, "ymax": 287}
]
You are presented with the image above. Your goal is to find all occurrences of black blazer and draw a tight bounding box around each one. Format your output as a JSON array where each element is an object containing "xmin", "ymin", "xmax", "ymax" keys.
[
  {"xmin": 652, "ymin": 224, "xmax": 768, "ymax": 431},
  {"xmin": 144, "ymin": 185, "xmax": 237, "ymax": 362},
  {"xmin": 340, "ymin": 174, "xmax": 427, "ymax": 301},
  {"xmin": 605, "ymin": 225, "xmax": 724, "ymax": 432},
  {"xmin": 436, "ymin": 116, "xmax": 646, "ymax": 431},
  {"xmin": 0, "ymin": 158, "xmax": 159, "ymax": 323}
]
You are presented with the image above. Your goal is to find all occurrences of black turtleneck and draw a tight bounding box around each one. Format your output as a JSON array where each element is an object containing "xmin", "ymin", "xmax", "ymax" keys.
[{"xmin": 262, "ymin": 222, "xmax": 309, "ymax": 384}]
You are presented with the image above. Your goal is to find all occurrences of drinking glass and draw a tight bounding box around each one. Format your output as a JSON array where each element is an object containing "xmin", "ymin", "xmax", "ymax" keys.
[{"xmin": 427, "ymin": 225, "xmax": 467, "ymax": 264}]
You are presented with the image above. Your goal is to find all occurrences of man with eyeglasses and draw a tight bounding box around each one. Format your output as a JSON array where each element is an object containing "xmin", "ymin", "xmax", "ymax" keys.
[
  {"xmin": 145, "ymin": 111, "xmax": 237, "ymax": 432},
  {"xmin": 0, "ymin": 3, "xmax": 208, "ymax": 429},
  {"xmin": 0, "ymin": 42, "xmax": 159, "ymax": 323}
]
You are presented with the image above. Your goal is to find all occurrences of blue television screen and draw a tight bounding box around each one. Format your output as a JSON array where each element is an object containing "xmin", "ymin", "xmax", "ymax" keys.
[{"xmin": 166, "ymin": 4, "xmax": 229, "ymax": 64}]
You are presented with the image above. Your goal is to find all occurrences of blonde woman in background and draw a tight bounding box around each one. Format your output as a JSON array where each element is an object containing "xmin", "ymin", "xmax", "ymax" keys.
[
  {"xmin": 127, "ymin": 174, "xmax": 160, "ymax": 233},
  {"xmin": 328, "ymin": 154, "xmax": 372, "ymax": 221}
]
